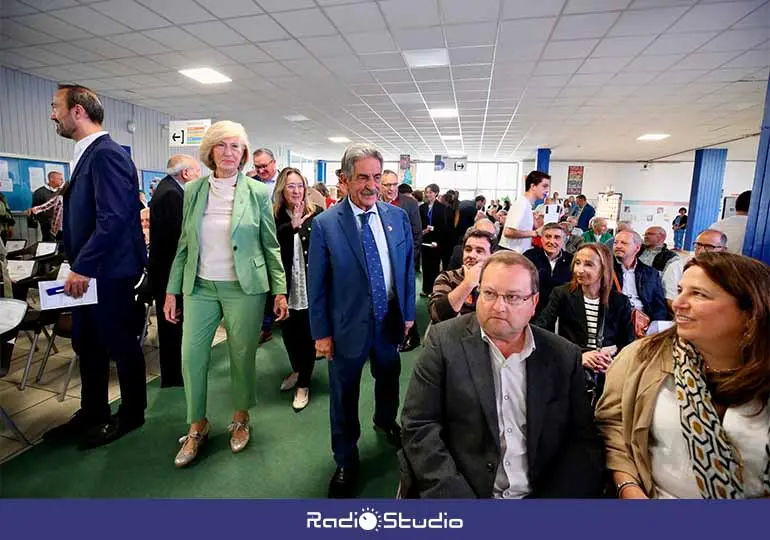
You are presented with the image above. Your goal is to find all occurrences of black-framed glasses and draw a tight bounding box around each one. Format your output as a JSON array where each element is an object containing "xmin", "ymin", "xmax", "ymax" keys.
[
  {"xmin": 254, "ymin": 161, "xmax": 274, "ymax": 170},
  {"xmin": 479, "ymin": 289, "xmax": 535, "ymax": 306},
  {"xmin": 694, "ymin": 242, "xmax": 723, "ymax": 252}
]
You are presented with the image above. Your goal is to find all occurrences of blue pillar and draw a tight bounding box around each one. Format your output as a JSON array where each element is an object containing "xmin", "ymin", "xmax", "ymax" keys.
[
  {"xmin": 743, "ymin": 72, "xmax": 770, "ymax": 263},
  {"xmin": 684, "ymin": 148, "xmax": 727, "ymax": 250},
  {"xmin": 536, "ymin": 148, "xmax": 551, "ymax": 174},
  {"xmin": 316, "ymin": 160, "xmax": 327, "ymax": 183}
]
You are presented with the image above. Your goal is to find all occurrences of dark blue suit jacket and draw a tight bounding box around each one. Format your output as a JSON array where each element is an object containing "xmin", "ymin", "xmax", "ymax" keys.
[
  {"xmin": 309, "ymin": 198, "xmax": 416, "ymax": 359},
  {"xmin": 63, "ymin": 134, "xmax": 146, "ymax": 280}
]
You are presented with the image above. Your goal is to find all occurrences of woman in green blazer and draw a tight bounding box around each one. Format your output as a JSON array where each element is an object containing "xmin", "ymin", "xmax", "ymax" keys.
[{"xmin": 164, "ymin": 120, "xmax": 288, "ymax": 468}]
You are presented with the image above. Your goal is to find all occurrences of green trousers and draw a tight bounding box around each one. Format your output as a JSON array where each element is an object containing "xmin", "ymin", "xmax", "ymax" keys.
[{"xmin": 182, "ymin": 278, "xmax": 266, "ymax": 423}]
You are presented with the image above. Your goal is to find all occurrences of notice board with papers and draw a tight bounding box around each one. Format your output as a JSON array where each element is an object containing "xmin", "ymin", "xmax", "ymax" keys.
[{"xmin": 0, "ymin": 155, "xmax": 70, "ymax": 211}]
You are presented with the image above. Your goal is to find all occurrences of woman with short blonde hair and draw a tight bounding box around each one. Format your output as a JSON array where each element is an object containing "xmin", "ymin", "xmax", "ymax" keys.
[{"xmin": 165, "ymin": 120, "xmax": 288, "ymax": 467}]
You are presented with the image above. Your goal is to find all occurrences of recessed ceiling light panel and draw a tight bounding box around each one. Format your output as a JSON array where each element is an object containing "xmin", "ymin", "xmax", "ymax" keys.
[
  {"xmin": 284, "ymin": 114, "xmax": 309, "ymax": 122},
  {"xmin": 178, "ymin": 68, "xmax": 231, "ymax": 84},
  {"xmin": 636, "ymin": 133, "xmax": 670, "ymax": 141},
  {"xmin": 328, "ymin": 136, "xmax": 350, "ymax": 143},
  {"xmin": 429, "ymin": 108, "xmax": 458, "ymax": 118},
  {"xmin": 402, "ymin": 48, "xmax": 450, "ymax": 68}
]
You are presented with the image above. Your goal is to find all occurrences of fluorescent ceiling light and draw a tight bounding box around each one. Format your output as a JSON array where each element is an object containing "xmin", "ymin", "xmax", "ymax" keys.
[
  {"xmin": 178, "ymin": 68, "xmax": 231, "ymax": 84},
  {"xmin": 328, "ymin": 136, "xmax": 350, "ymax": 143},
  {"xmin": 429, "ymin": 108, "xmax": 458, "ymax": 118},
  {"xmin": 636, "ymin": 133, "xmax": 670, "ymax": 141},
  {"xmin": 284, "ymin": 114, "xmax": 309, "ymax": 122},
  {"xmin": 441, "ymin": 135, "xmax": 463, "ymax": 141},
  {"xmin": 402, "ymin": 48, "xmax": 450, "ymax": 68}
]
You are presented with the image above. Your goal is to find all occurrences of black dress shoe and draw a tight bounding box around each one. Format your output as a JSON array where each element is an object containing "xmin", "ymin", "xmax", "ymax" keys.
[
  {"xmin": 374, "ymin": 422, "xmax": 403, "ymax": 449},
  {"xmin": 43, "ymin": 410, "xmax": 104, "ymax": 442},
  {"xmin": 78, "ymin": 414, "xmax": 145, "ymax": 450},
  {"xmin": 328, "ymin": 464, "xmax": 359, "ymax": 499}
]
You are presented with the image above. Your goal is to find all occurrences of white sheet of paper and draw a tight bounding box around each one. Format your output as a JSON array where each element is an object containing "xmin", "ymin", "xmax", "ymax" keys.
[
  {"xmin": 29, "ymin": 167, "xmax": 45, "ymax": 192},
  {"xmin": 57, "ymin": 262, "xmax": 71, "ymax": 280},
  {"xmin": 0, "ymin": 160, "xmax": 8, "ymax": 181},
  {"xmin": 0, "ymin": 299, "xmax": 28, "ymax": 334},
  {"xmin": 0, "ymin": 179, "xmax": 12, "ymax": 192},
  {"xmin": 7, "ymin": 260, "xmax": 35, "ymax": 282},
  {"xmin": 35, "ymin": 242, "xmax": 57, "ymax": 257},
  {"xmin": 38, "ymin": 279, "xmax": 98, "ymax": 310},
  {"xmin": 44, "ymin": 163, "xmax": 65, "ymax": 181},
  {"xmin": 5, "ymin": 240, "xmax": 26, "ymax": 252}
]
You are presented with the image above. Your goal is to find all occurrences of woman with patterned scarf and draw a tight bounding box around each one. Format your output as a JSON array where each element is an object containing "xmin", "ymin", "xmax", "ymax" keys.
[{"xmin": 595, "ymin": 252, "xmax": 770, "ymax": 499}]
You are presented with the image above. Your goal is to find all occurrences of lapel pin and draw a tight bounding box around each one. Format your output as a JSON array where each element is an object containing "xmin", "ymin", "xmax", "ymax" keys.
[{"xmin": 387, "ymin": 225, "xmax": 393, "ymax": 232}]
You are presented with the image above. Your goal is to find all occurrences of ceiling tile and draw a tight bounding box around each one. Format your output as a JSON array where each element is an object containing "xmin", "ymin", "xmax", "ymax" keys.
[
  {"xmin": 731, "ymin": 1, "xmax": 768, "ymax": 28},
  {"xmin": 272, "ymin": 8, "xmax": 338, "ymax": 38},
  {"xmin": 412, "ymin": 66, "xmax": 451, "ymax": 81},
  {"xmin": 219, "ymin": 43, "xmax": 273, "ymax": 63},
  {"xmin": 675, "ymin": 51, "xmax": 740, "ymax": 69},
  {"xmin": 534, "ymin": 58, "xmax": 583, "ymax": 75},
  {"xmin": 11, "ymin": 46, "xmax": 69, "ymax": 67},
  {"xmin": 563, "ymin": 0, "xmax": 633, "ymax": 14},
  {"xmin": 542, "ymin": 38, "xmax": 599, "ymax": 59},
  {"xmin": 257, "ymin": 0, "xmax": 316, "ymax": 12},
  {"xmin": 241, "ymin": 61, "xmax": 293, "ymax": 77},
  {"xmin": 142, "ymin": 27, "xmax": 201, "ymax": 51},
  {"xmin": 39, "ymin": 42, "xmax": 105, "ymax": 62},
  {"xmin": 501, "ymin": 0, "xmax": 566, "ymax": 19},
  {"xmin": 48, "ymin": 6, "xmax": 132, "ymax": 35},
  {"xmin": 225, "ymin": 15, "xmax": 290, "ymax": 42},
  {"xmin": 13, "ymin": 13, "xmax": 93, "ymax": 40},
  {"xmin": 183, "ymin": 21, "xmax": 249, "ymax": 46},
  {"xmin": 70, "ymin": 37, "xmax": 134, "ymax": 58},
  {"xmin": 194, "ymin": 0, "xmax": 263, "ymax": 17},
  {"xmin": 298, "ymin": 35, "xmax": 352, "ymax": 57},
  {"xmin": 0, "ymin": 20, "xmax": 58, "ymax": 45},
  {"xmin": 498, "ymin": 17, "xmax": 557, "ymax": 45},
  {"xmin": 495, "ymin": 41, "xmax": 546, "ymax": 61},
  {"xmin": 347, "ymin": 31, "xmax": 397, "ymax": 54},
  {"xmin": 106, "ymin": 32, "xmax": 169, "ymax": 55},
  {"xmin": 117, "ymin": 56, "xmax": 169, "ymax": 74},
  {"xmin": 380, "ymin": 0, "xmax": 441, "ymax": 29},
  {"xmin": 643, "ymin": 31, "xmax": 717, "ymax": 55},
  {"xmin": 723, "ymin": 49, "xmax": 770, "ymax": 68},
  {"xmin": 607, "ymin": 70, "xmax": 659, "ymax": 85},
  {"xmin": 453, "ymin": 64, "xmax": 493, "ymax": 79},
  {"xmin": 18, "ymin": 0, "xmax": 79, "ymax": 8},
  {"xmin": 371, "ymin": 69, "xmax": 413, "ymax": 82},
  {"xmin": 592, "ymin": 35, "xmax": 656, "ymax": 57},
  {"xmin": 3, "ymin": 0, "xmax": 40, "ymax": 16},
  {"xmin": 669, "ymin": 1, "xmax": 763, "ymax": 33},
  {"xmin": 360, "ymin": 52, "xmax": 406, "ymax": 69},
  {"xmin": 578, "ymin": 55, "xmax": 629, "ymax": 73},
  {"xmin": 449, "ymin": 46, "xmax": 494, "ymax": 65},
  {"xmin": 323, "ymin": 3, "xmax": 387, "ymax": 30},
  {"xmin": 91, "ymin": 0, "xmax": 172, "ymax": 30},
  {"xmin": 259, "ymin": 39, "xmax": 310, "ymax": 60},
  {"xmin": 609, "ymin": 6, "xmax": 690, "ymax": 36},
  {"xmin": 624, "ymin": 53, "xmax": 684, "ymax": 71},
  {"xmin": 136, "ymin": 0, "xmax": 216, "ymax": 23},
  {"xmin": 392, "ymin": 26, "xmax": 445, "ymax": 49},
  {"xmin": 568, "ymin": 72, "xmax": 616, "ymax": 85},
  {"xmin": 552, "ymin": 12, "xmax": 621, "ymax": 39},
  {"xmin": 440, "ymin": 0, "xmax": 500, "ymax": 24},
  {"xmin": 699, "ymin": 28, "xmax": 770, "ymax": 52},
  {"xmin": 445, "ymin": 23, "xmax": 498, "ymax": 47}
]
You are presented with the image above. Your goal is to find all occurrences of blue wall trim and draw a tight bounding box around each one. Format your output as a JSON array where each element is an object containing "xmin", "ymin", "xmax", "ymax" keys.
[
  {"xmin": 316, "ymin": 160, "xmax": 327, "ymax": 183},
  {"xmin": 536, "ymin": 148, "xmax": 551, "ymax": 174},
  {"xmin": 743, "ymin": 72, "xmax": 770, "ymax": 264},
  {"xmin": 684, "ymin": 148, "xmax": 727, "ymax": 251}
]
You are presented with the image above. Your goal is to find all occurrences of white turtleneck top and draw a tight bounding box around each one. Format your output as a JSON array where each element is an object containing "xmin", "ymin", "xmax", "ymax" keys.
[{"xmin": 198, "ymin": 174, "xmax": 238, "ymax": 281}]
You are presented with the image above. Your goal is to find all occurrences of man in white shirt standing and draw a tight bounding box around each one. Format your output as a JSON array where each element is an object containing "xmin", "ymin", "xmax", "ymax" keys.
[
  {"xmin": 400, "ymin": 250, "xmax": 603, "ymax": 498},
  {"xmin": 711, "ymin": 190, "xmax": 751, "ymax": 254},
  {"xmin": 500, "ymin": 171, "xmax": 550, "ymax": 253}
]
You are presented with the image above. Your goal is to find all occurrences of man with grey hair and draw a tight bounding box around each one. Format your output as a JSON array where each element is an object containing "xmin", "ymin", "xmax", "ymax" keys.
[
  {"xmin": 612, "ymin": 229, "xmax": 668, "ymax": 322},
  {"xmin": 639, "ymin": 226, "xmax": 677, "ymax": 272},
  {"xmin": 662, "ymin": 229, "xmax": 727, "ymax": 310},
  {"xmin": 149, "ymin": 154, "xmax": 201, "ymax": 387},
  {"xmin": 309, "ymin": 142, "xmax": 416, "ymax": 498},
  {"xmin": 248, "ymin": 147, "xmax": 278, "ymax": 197}
]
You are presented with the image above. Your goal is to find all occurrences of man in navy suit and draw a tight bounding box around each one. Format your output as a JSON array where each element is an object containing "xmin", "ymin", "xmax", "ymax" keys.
[
  {"xmin": 44, "ymin": 84, "xmax": 148, "ymax": 449},
  {"xmin": 309, "ymin": 143, "xmax": 416, "ymax": 498}
]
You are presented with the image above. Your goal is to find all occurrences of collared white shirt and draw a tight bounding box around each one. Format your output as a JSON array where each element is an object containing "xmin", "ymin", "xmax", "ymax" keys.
[
  {"xmin": 621, "ymin": 263, "xmax": 644, "ymax": 310},
  {"xmin": 259, "ymin": 171, "xmax": 278, "ymax": 199},
  {"xmin": 71, "ymin": 130, "xmax": 108, "ymax": 171},
  {"xmin": 663, "ymin": 254, "xmax": 688, "ymax": 301},
  {"xmin": 348, "ymin": 198, "xmax": 394, "ymax": 300},
  {"xmin": 481, "ymin": 324, "xmax": 535, "ymax": 499}
]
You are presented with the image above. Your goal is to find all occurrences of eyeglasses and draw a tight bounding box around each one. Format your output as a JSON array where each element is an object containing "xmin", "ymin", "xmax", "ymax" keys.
[
  {"xmin": 479, "ymin": 289, "xmax": 535, "ymax": 306},
  {"xmin": 254, "ymin": 161, "xmax": 274, "ymax": 170},
  {"xmin": 694, "ymin": 242, "xmax": 723, "ymax": 252},
  {"xmin": 381, "ymin": 182, "xmax": 398, "ymax": 189}
]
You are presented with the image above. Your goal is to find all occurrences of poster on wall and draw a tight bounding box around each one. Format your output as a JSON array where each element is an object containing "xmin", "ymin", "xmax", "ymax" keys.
[
  {"xmin": 399, "ymin": 154, "xmax": 410, "ymax": 170},
  {"xmin": 566, "ymin": 165, "xmax": 584, "ymax": 195},
  {"xmin": 596, "ymin": 191, "xmax": 623, "ymax": 227},
  {"xmin": 142, "ymin": 170, "xmax": 166, "ymax": 200}
]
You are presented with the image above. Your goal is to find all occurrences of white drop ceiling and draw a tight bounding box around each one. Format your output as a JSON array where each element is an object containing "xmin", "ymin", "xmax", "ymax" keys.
[{"xmin": 1, "ymin": 0, "xmax": 768, "ymax": 162}]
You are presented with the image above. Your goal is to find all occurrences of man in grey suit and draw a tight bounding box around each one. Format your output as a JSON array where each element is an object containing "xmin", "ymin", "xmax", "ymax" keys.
[
  {"xmin": 381, "ymin": 170, "xmax": 422, "ymax": 351},
  {"xmin": 400, "ymin": 250, "xmax": 604, "ymax": 498}
]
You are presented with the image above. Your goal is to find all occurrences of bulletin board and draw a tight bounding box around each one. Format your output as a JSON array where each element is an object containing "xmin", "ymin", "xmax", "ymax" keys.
[
  {"xmin": 0, "ymin": 155, "xmax": 70, "ymax": 211},
  {"xmin": 620, "ymin": 199, "xmax": 689, "ymax": 237},
  {"xmin": 596, "ymin": 191, "xmax": 623, "ymax": 227},
  {"xmin": 141, "ymin": 170, "xmax": 166, "ymax": 201}
]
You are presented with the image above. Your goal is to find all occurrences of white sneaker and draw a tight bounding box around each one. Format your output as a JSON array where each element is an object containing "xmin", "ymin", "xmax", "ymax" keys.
[
  {"xmin": 292, "ymin": 387, "xmax": 310, "ymax": 412},
  {"xmin": 280, "ymin": 371, "xmax": 299, "ymax": 391}
]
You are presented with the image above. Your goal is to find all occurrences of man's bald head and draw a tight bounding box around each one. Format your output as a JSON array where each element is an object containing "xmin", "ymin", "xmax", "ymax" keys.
[
  {"xmin": 474, "ymin": 218, "xmax": 497, "ymax": 236},
  {"xmin": 694, "ymin": 229, "xmax": 728, "ymax": 255},
  {"xmin": 167, "ymin": 154, "xmax": 201, "ymax": 183},
  {"xmin": 643, "ymin": 226, "xmax": 666, "ymax": 248}
]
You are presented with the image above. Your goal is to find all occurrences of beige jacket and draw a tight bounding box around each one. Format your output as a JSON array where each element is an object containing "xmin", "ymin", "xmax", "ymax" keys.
[{"xmin": 594, "ymin": 337, "xmax": 673, "ymax": 496}]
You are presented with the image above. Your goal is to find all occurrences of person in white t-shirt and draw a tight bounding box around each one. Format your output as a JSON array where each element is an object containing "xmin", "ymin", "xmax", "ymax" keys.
[
  {"xmin": 710, "ymin": 190, "xmax": 751, "ymax": 254},
  {"xmin": 499, "ymin": 171, "xmax": 550, "ymax": 253}
]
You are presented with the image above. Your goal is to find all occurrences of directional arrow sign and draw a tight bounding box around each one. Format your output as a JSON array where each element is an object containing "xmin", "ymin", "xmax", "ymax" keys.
[
  {"xmin": 169, "ymin": 119, "xmax": 211, "ymax": 146},
  {"xmin": 171, "ymin": 130, "xmax": 185, "ymax": 144}
]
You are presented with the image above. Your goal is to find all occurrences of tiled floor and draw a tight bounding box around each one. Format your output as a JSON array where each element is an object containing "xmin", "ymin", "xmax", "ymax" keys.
[{"xmin": 0, "ymin": 309, "xmax": 229, "ymax": 463}]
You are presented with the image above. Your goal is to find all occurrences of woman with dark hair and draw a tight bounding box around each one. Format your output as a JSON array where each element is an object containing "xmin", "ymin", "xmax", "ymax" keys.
[
  {"xmin": 274, "ymin": 168, "xmax": 324, "ymax": 411},
  {"xmin": 672, "ymin": 207, "xmax": 687, "ymax": 250},
  {"xmin": 596, "ymin": 253, "xmax": 770, "ymax": 499},
  {"xmin": 442, "ymin": 189, "xmax": 461, "ymax": 268},
  {"xmin": 534, "ymin": 243, "xmax": 634, "ymax": 404}
]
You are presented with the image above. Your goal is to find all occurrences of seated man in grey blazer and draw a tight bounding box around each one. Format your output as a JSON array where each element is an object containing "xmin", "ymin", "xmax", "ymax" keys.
[{"xmin": 400, "ymin": 250, "xmax": 605, "ymax": 498}]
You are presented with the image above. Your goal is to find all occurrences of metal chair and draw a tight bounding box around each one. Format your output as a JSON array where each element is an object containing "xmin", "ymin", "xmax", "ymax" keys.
[{"xmin": 0, "ymin": 298, "xmax": 32, "ymax": 445}]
